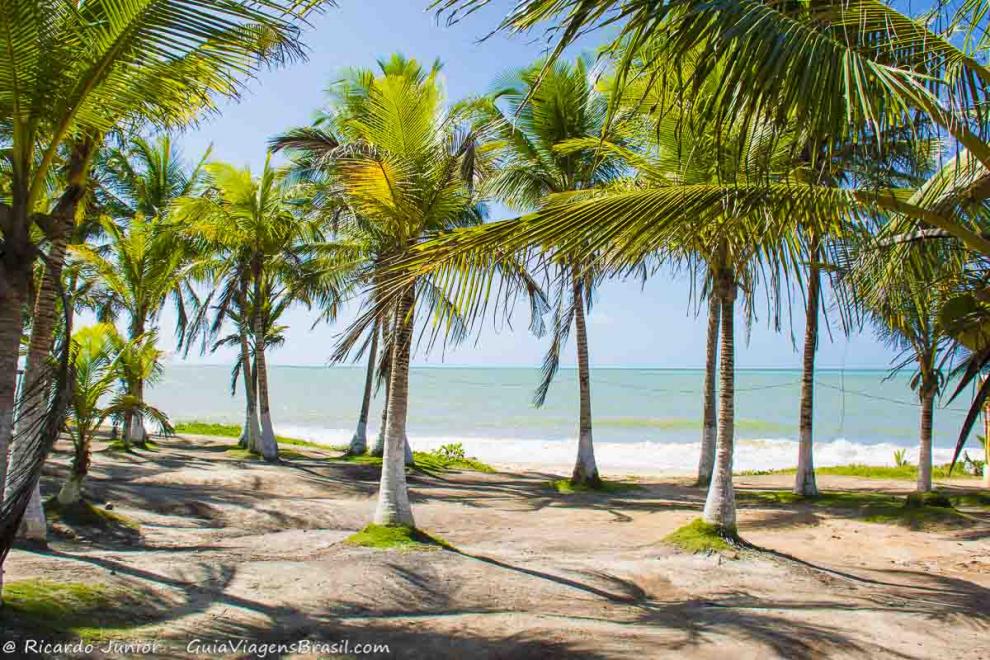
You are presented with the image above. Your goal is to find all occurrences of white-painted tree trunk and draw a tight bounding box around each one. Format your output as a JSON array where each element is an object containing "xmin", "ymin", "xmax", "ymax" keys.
[
  {"xmin": 371, "ymin": 335, "xmax": 390, "ymax": 458},
  {"xmin": 373, "ymin": 287, "xmax": 415, "ymax": 527},
  {"xmin": 794, "ymin": 252, "xmax": 820, "ymax": 498},
  {"xmin": 19, "ymin": 485, "xmax": 47, "ymax": 540},
  {"xmin": 350, "ymin": 324, "xmax": 378, "ymax": 455},
  {"xmin": 703, "ymin": 273, "xmax": 737, "ymax": 534},
  {"xmin": 570, "ymin": 276, "xmax": 599, "ymax": 486},
  {"xmin": 698, "ymin": 291, "xmax": 719, "ymax": 487},
  {"xmin": 57, "ymin": 474, "xmax": 83, "ymax": 506}
]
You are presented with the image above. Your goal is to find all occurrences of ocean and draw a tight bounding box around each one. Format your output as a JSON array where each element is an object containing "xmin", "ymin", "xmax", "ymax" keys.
[{"xmin": 148, "ymin": 365, "xmax": 975, "ymax": 473}]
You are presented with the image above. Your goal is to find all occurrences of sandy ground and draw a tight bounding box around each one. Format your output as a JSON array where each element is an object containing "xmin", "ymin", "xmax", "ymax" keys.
[{"xmin": 3, "ymin": 434, "xmax": 989, "ymax": 659}]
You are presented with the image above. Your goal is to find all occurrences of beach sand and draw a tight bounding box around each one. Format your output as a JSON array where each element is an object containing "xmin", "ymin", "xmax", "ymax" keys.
[{"xmin": 4, "ymin": 433, "xmax": 988, "ymax": 658}]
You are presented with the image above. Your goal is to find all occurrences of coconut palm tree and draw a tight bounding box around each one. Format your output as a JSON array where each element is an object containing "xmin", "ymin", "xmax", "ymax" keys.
[
  {"xmin": 477, "ymin": 56, "xmax": 629, "ymax": 486},
  {"xmin": 69, "ymin": 212, "xmax": 196, "ymax": 446},
  {"xmin": 175, "ymin": 156, "xmax": 340, "ymax": 461},
  {"xmin": 279, "ymin": 54, "xmax": 523, "ymax": 528},
  {"xmin": 58, "ymin": 324, "xmax": 171, "ymax": 506}
]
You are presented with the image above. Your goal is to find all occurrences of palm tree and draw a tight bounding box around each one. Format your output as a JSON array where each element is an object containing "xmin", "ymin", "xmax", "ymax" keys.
[
  {"xmin": 70, "ymin": 212, "xmax": 195, "ymax": 446},
  {"xmin": 58, "ymin": 324, "xmax": 171, "ymax": 505},
  {"xmin": 846, "ymin": 239, "xmax": 961, "ymax": 492},
  {"xmin": 478, "ymin": 57, "xmax": 628, "ymax": 486},
  {"xmin": 281, "ymin": 55, "xmax": 503, "ymax": 527},
  {"xmin": 176, "ymin": 157, "xmax": 337, "ymax": 461}
]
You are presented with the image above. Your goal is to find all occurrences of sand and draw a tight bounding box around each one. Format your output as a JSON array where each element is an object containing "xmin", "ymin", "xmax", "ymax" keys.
[{"xmin": 3, "ymin": 434, "xmax": 988, "ymax": 659}]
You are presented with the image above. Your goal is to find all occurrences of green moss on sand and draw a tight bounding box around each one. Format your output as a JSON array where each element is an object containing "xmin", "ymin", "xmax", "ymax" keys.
[
  {"xmin": 1, "ymin": 579, "xmax": 157, "ymax": 640},
  {"xmin": 664, "ymin": 519, "xmax": 738, "ymax": 553},
  {"xmin": 45, "ymin": 498, "xmax": 140, "ymax": 531},
  {"xmin": 344, "ymin": 524, "xmax": 452, "ymax": 550},
  {"xmin": 548, "ymin": 478, "xmax": 640, "ymax": 494}
]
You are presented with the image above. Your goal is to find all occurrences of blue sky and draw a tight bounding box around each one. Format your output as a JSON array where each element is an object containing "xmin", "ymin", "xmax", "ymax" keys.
[{"xmin": 164, "ymin": 1, "xmax": 900, "ymax": 370}]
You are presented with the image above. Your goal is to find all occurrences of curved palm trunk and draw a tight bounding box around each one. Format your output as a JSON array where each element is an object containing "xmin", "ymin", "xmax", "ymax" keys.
[
  {"xmin": 571, "ymin": 276, "xmax": 600, "ymax": 487},
  {"xmin": 373, "ymin": 286, "xmax": 415, "ymax": 527},
  {"xmin": 349, "ymin": 324, "xmax": 379, "ymax": 455},
  {"xmin": 0, "ymin": 268, "xmax": 30, "ymax": 600},
  {"xmin": 794, "ymin": 253, "xmax": 821, "ymax": 498},
  {"xmin": 703, "ymin": 273, "xmax": 737, "ymax": 534},
  {"xmin": 57, "ymin": 431, "xmax": 92, "ymax": 506},
  {"xmin": 238, "ymin": 326, "xmax": 262, "ymax": 452},
  {"xmin": 16, "ymin": 144, "xmax": 93, "ymax": 541},
  {"xmin": 697, "ymin": 291, "xmax": 720, "ymax": 487},
  {"xmin": 917, "ymin": 385, "xmax": 935, "ymax": 493}
]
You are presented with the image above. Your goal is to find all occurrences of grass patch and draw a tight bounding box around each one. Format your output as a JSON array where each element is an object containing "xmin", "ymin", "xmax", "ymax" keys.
[
  {"xmin": 1, "ymin": 579, "xmax": 159, "ymax": 640},
  {"xmin": 45, "ymin": 498, "xmax": 140, "ymax": 532},
  {"xmin": 664, "ymin": 518, "xmax": 738, "ymax": 553},
  {"xmin": 105, "ymin": 438, "xmax": 159, "ymax": 453},
  {"xmin": 736, "ymin": 463, "xmax": 977, "ymax": 480},
  {"xmin": 332, "ymin": 449, "xmax": 495, "ymax": 473},
  {"xmin": 344, "ymin": 524, "xmax": 452, "ymax": 551},
  {"xmin": 548, "ymin": 478, "xmax": 640, "ymax": 494},
  {"xmin": 173, "ymin": 421, "xmax": 337, "ymax": 451},
  {"xmin": 740, "ymin": 489, "xmax": 975, "ymax": 530}
]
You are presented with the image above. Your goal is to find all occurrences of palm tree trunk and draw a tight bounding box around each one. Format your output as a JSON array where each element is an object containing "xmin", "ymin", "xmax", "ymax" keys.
[
  {"xmin": 57, "ymin": 432, "xmax": 91, "ymax": 506},
  {"xmin": 350, "ymin": 323, "xmax": 379, "ymax": 455},
  {"xmin": 253, "ymin": 300, "xmax": 278, "ymax": 462},
  {"xmin": 794, "ymin": 252, "xmax": 821, "ymax": 498},
  {"xmin": 372, "ymin": 322, "xmax": 391, "ymax": 457},
  {"xmin": 703, "ymin": 271, "xmax": 737, "ymax": 534},
  {"xmin": 0, "ymin": 272, "xmax": 29, "ymax": 600},
  {"xmin": 238, "ymin": 325, "xmax": 262, "ymax": 452},
  {"xmin": 17, "ymin": 142, "xmax": 93, "ymax": 541},
  {"xmin": 917, "ymin": 385, "xmax": 935, "ymax": 493},
  {"xmin": 697, "ymin": 291, "xmax": 720, "ymax": 487},
  {"xmin": 571, "ymin": 276, "xmax": 600, "ymax": 487},
  {"xmin": 373, "ymin": 285, "xmax": 416, "ymax": 527}
]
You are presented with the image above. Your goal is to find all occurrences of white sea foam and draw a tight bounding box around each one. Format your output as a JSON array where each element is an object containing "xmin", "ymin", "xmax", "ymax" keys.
[{"xmin": 274, "ymin": 424, "xmax": 955, "ymax": 475}]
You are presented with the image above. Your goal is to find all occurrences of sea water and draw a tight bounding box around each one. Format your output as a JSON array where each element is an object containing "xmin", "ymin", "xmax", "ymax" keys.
[{"xmin": 148, "ymin": 366, "xmax": 975, "ymax": 473}]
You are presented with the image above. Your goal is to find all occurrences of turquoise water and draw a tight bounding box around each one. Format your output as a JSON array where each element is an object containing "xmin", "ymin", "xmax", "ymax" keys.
[{"xmin": 148, "ymin": 366, "xmax": 974, "ymax": 472}]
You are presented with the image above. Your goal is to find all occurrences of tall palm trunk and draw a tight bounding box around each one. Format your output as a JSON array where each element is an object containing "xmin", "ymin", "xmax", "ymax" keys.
[
  {"xmin": 57, "ymin": 431, "xmax": 91, "ymax": 506},
  {"xmin": 17, "ymin": 139, "xmax": 94, "ymax": 540},
  {"xmin": 794, "ymin": 249, "xmax": 821, "ymax": 497},
  {"xmin": 123, "ymin": 315, "xmax": 149, "ymax": 447},
  {"xmin": 252, "ymin": 267, "xmax": 278, "ymax": 462},
  {"xmin": 917, "ymin": 382, "xmax": 935, "ymax": 493},
  {"xmin": 350, "ymin": 322, "xmax": 379, "ymax": 455},
  {"xmin": 571, "ymin": 275, "xmax": 600, "ymax": 487},
  {"xmin": 238, "ymin": 324, "xmax": 262, "ymax": 452},
  {"xmin": 374, "ymin": 285, "xmax": 416, "ymax": 527},
  {"xmin": 703, "ymin": 271, "xmax": 737, "ymax": 534},
  {"xmin": 0, "ymin": 265, "xmax": 30, "ymax": 601},
  {"xmin": 697, "ymin": 291, "xmax": 720, "ymax": 487}
]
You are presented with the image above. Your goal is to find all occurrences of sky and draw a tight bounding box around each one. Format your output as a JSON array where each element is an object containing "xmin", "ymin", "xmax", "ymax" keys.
[{"xmin": 160, "ymin": 0, "xmax": 902, "ymax": 370}]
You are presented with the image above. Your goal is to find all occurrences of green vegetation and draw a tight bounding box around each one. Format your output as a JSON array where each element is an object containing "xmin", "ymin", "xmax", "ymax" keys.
[
  {"xmin": 333, "ymin": 447, "xmax": 495, "ymax": 474},
  {"xmin": 173, "ymin": 421, "xmax": 339, "ymax": 450},
  {"xmin": 664, "ymin": 519, "xmax": 738, "ymax": 554},
  {"xmin": 740, "ymin": 490, "xmax": 975, "ymax": 529},
  {"xmin": 548, "ymin": 478, "xmax": 640, "ymax": 494},
  {"xmin": 344, "ymin": 524, "xmax": 452, "ymax": 551},
  {"xmin": 45, "ymin": 498, "xmax": 140, "ymax": 532},
  {"xmin": 737, "ymin": 463, "xmax": 977, "ymax": 480},
  {"xmin": 1, "ymin": 579, "xmax": 158, "ymax": 640}
]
